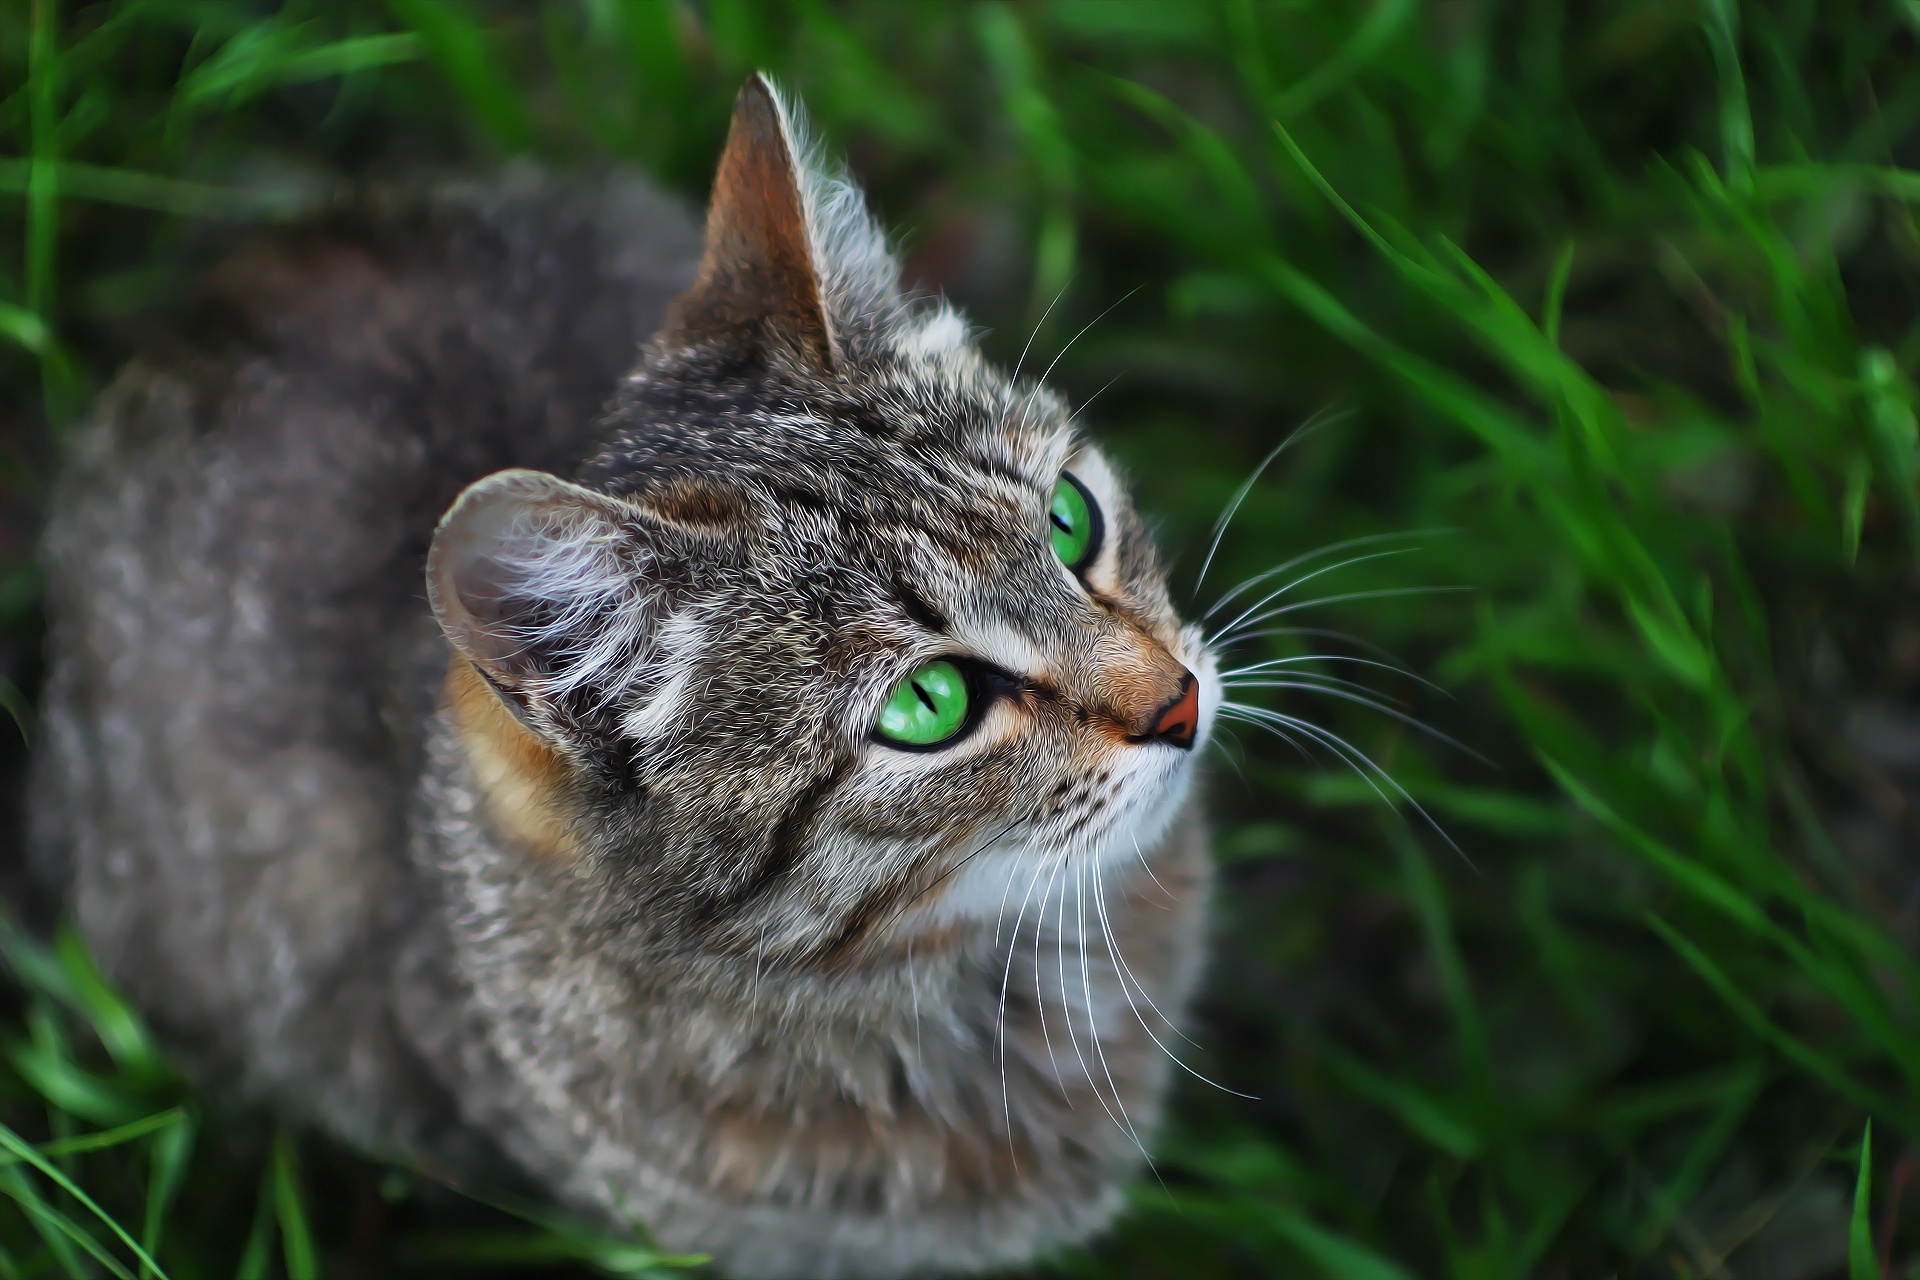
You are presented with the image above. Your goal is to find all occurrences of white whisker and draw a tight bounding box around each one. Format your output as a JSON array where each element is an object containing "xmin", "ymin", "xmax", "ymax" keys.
[
  {"xmin": 1218, "ymin": 651, "xmax": 1446, "ymax": 697},
  {"xmin": 1010, "ymin": 278, "xmax": 1072, "ymax": 387},
  {"xmin": 1214, "ymin": 586, "xmax": 1471, "ymax": 645},
  {"xmin": 1222, "ymin": 701, "xmax": 1466, "ymax": 860},
  {"xmin": 1020, "ymin": 287, "xmax": 1143, "ymax": 423},
  {"xmin": 1092, "ymin": 852, "xmax": 1256, "ymax": 1098},
  {"xmin": 1214, "ymin": 625, "xmax": 1402, "ymax": 663},
  {"xmin": 1128, "ymin": 830, "xmax": 1176, "ymax": 906},
  {"xmin": 1220, "ymin": 678, "xmax": 1485, "ymax": 761},
  {"xmin": 996, "ymin": 849, "xmax": 1054, "ymax": 1171},
  {"xmin": 1034, "ymin": 849, "xmax": 1072, "ymax": 1103},
  {"xmin": 1076, "ymin": 855, "xmax": 1155, "ymax": 1163},
  {"xmin": 1215, "ymin": 705, "xmax": 1315, "ymax": 762},
  {"xmin": 1191, "ymin": 409, "xmax": 1346, "ymax": 599},
  {"xmin": 1207, "ymin": 547, "xmax": 1419, "ymax": 643},
  {"xmin": 1204, "ymin": 528, "xmax": 1433, "ymax": 624}
]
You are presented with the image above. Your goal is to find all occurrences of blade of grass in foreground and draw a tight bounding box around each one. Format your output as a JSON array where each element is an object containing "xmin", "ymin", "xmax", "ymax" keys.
[
  {"xmin": 0, "ymin": 1121, "xmax": 170, "ymax": 1278},
  {"xmin": 1851, "ymin": 1121, "xmax": 1880, "ymax": 1280},
  {"xmin": 272, "ymin": 1134, "xmax": 318, "ymax": 1280}
]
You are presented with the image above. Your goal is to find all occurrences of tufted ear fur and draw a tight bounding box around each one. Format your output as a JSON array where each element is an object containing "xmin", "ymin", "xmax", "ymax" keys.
[
  {"xmin": 662, "ymin": 74, "xmax": 834, "ymax": 369},
  {"xmin": 428, "ymin": 469, "xmax": 675, "ymax": 714}
]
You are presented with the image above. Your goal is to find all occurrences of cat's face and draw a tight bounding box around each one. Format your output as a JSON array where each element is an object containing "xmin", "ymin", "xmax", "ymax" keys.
[{"xmin": 427, "ymin": 77, "xmax": 1212, "ymax": 971}]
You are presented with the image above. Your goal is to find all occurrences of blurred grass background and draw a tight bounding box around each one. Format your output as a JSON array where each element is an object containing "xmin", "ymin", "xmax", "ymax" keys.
[{"xmin": 2, "ymin": 1, "xmax": 1919, "ymax": 1277}]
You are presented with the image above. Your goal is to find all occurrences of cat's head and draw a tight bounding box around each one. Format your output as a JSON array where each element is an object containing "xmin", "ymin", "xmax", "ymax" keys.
[{"xmin": 427, "ymin": 76, "xmax": 1215, "ymax": 972}]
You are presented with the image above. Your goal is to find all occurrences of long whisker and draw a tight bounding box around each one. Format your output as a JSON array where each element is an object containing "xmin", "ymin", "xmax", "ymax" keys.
[
  {"xmin": 1060, "ymin": 373, "xmax": 1124, "ymax": 436},
  {"xmin": 1021, "ymin": 286, "xmax": 1144, "ymax": 421},
  {"xmin": 1207, "ymin": 547, "xmax": 1420, "ymax": 643},
  {"xmin": 1224, "ymin": 668, "xmax": 1409, "ymax": 702},
  {"xmin": 1190, "ymin": 408, "xmax": 1346, "ymax": 599},
  {"xmin": 1218, "ymin": 652, "xmax": 1447, "ymax": 698},
  {"xmin": 1058, "ymin": 853, "xmax": 1136, "ymax": 1145},
  {"xmin": 1214, "ymin": 624, "xmax": 1404, "ymax": 663},
  {"xmin": 1010, "ymin": 278, "xmax": 1073, "ymax": 387},
  {"xmin": 996, "ymin": 848, "xmax": 1055, "ymax": 1171},
  {"xmin": 1076, "ymin": 855, "xmax": 1156, "ymax": 1163},
  {"xmin": 1215, "ymin": 705, "xmax": 1315, "ymax": 763},
  {"xmin": 1204, "ymin": 529, "xmax": 1434, "ymax": 624},
  {"xmin": 1128, "ymin": 829, "xmax": 1176, "ymax": 906},
  {"xmin": 1221, "ymin": 678, "xmax": 1486, "ymax": 761},
  {"xmin": 1111, "ymin": 836, "xmax": 1201, "ymax": 1045},
  {"xmin": 1091, "ymin": 852, "xmax": 1256, "ymax": 1098},
  {"xmin": 1034, "ymin": 848, "xmax": 1073, "ymax": 1103},
  {"xmin": 1223, "ymin": 701, "xmax": 1466, "ymax": 861},
  {"xmin": 871, "ymin": 813, "xmax": 1032, "ymax": 951},
  {"xmin": 1215, "ymin": 586, "xmax": 1472, "ymax": 645}
]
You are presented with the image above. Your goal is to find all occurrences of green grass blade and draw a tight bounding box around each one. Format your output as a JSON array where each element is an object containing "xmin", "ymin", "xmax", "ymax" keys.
[
  {"xmin": 1631, "ymin": 1057, "xmax": 1764, "ymax": 1253},
  {"xmin": 1542, "ymin": 240, "xmax": 1573, "ymax": 349},
  {"xmin": 21, "ymin": 1110, "xmax": 183, "ymax": 1164},
  {"xmin": 1645, "ymin": 915, "xmax": 1919, "ymax": 1133},
  {"xmin": 0, "ymin": 302, "xmax": 51, "ymax": 355},
  {"xmin": 1545, "ymin": 756, "xmax": 1920, "ymax": 1085},
  {"xmin": 0, "ymin": 1122, "xmax": 168, "ymax": 1279},
  {"xmin": 52, "ymin": 928, "xmax": 167, "ymax": 1081},
  {"xmin": 232, "ymin": 1165, "xmax": 275, "ymax": 1280},
  {"xmin": 385, "ymin": 0, "xmax": 536, "ymax": 151},
  {"xmin": 1309, "ymin": 1033, "xmax": 1481, "ymax": 1159},
  {"xmin": 1391, "ymin": 828, "xmax": 1492, "ymax": 1109},
  {"xmin": 0, "ymin": 1161, "xmax": 126, "ymax": 1280},
  {"xmin": 0, "ymin": 159, "xmax": 309, "ymax": 217},
  {"xmin": 140, "ymin": 1112, "xmax": 194, "ymax": 1280},
  {"xmin": 1699, "ymin": 0, "xmax": 1755, "ymax": 197},
  {"xmin": 272, "ymin": 1135, "xmax": 317, "ymax": 1280},
  {"xmin": 1271, "ymin": 1205, "xmax": 1417, "ymax": 1280},
  {"xmin": 1269, "ymin": 0, "xmax": 1417, "ymax": 120},
  {"xmin": 1850, "ymin": 1120, "xmax": 1879, "ymax": 1280}
]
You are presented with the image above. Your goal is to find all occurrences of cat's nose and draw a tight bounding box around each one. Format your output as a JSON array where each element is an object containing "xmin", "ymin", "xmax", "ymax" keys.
[{"xmin": 1145, "ymin": 671, "xmax": 1199, "ymax": 750}]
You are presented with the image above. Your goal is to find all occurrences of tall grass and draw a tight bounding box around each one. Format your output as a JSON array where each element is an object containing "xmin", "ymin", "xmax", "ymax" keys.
[{"xmin": 2, "ymin": 2, "xmax": 1918, "ymax": 1276}]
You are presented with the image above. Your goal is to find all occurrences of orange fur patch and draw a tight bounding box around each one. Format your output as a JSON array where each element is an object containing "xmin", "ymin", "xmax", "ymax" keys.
[{"xmin": 444, "ymin": 658, "xmax": 580, "ymax": 863}]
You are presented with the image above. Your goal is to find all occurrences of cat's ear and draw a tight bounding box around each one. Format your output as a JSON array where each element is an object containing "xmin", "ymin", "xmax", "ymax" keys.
[
  {"xmin": 427, "ymin": 469, "xmax": 673, "ymax": 703},
  {"xmin": 662, "ymin": 73, "xmax": 834, "ymax": 370}
]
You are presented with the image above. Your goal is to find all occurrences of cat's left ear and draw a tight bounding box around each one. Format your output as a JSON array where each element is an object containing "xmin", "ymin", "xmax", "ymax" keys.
[
  {"xmin": 427, "ymin": 470, "xmax": 681, "ymax": 709},
  {"xmin": 663, "ymin": 73, "xmax": 834, "ymax": 370}
]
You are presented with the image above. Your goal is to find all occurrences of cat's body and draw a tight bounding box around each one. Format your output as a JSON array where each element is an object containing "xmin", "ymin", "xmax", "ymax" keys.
[{"xmin": 32, "ymin": 81, "xmax": 1214, "ymax": 1278}]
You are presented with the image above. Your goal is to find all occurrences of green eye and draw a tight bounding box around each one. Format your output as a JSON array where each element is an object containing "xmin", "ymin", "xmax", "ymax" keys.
[
  {"xmin": 1049, "ymin": 472, "xmax": 1102, "ymax": 570},
  {"xmin": 875, "ymin": 660, "xmax": 971, "ymax": 747}
]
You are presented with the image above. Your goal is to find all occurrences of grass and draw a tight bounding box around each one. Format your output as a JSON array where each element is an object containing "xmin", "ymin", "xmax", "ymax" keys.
[{"xmin": 2, "ymin": 0, "xmax": 1919, "ymax": 1276}]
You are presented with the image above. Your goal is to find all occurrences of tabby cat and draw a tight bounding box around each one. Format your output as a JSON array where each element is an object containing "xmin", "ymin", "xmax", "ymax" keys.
[{"xmin": 30, "ymin": 77, "xmax": 1215, "ymax": 1279}]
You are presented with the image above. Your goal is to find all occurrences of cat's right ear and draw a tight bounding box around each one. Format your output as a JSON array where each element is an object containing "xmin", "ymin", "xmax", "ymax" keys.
[
  {"xmin": 427, "ymin": 470, "xmax": 670, "ymax": 705},
  {"xmin": 661, "ymin": 73, "xmax": 833, "ymax": 370}
]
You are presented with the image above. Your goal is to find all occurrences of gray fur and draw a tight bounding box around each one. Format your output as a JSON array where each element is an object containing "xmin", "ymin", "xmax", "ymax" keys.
[{"xmin": 33, "ymin": 83, "xmax": 1215, "ymax": 1278}]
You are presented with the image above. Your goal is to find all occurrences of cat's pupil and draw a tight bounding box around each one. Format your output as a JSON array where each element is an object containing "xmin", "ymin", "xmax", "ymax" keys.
[
  {"xmin": 1049, "ymin": 473, "xmax": 1099, "ymax": 570},
  {"xmin": 875, "ymin": 660, "xmax": 970, "ymax": 747}
]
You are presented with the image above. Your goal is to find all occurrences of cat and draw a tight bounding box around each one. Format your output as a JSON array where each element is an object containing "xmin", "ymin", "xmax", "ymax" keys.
[{"xmin": 30, "ymin": 76, "xmax": 1216, "ymax": 1279}]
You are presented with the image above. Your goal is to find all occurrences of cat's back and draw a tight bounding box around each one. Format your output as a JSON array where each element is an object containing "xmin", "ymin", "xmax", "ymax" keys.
[{"xmin": 32, "ymin": 168, "xmax": 698, "ymax": 1144}]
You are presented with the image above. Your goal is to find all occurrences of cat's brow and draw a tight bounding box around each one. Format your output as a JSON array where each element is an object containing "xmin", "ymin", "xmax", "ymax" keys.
[
  {"xmin": 889, "ymin": 574, "xmax": 949, "ymax": 633},
  {"xmin": 962, "ymin": 449, "xmax": 1039, "ymax": 491}
]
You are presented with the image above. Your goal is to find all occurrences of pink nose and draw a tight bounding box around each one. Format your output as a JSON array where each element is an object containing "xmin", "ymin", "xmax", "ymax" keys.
[{"xmin": 1149, "ymin": 673, "xmax": 1199, "ymax": 750}]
